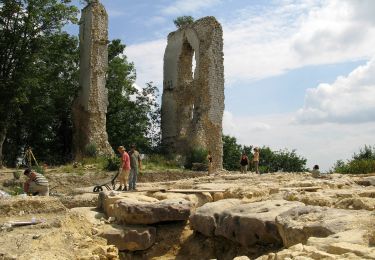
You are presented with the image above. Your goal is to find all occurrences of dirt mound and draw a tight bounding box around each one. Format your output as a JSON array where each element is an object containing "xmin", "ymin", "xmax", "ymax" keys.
[
  {"xmin": 0, "ymin": 196, "xmax": 67, "ymax": 217},
  {"xmin": 0, "ymin": 210, "xmax": 119, "ymax": 260}
]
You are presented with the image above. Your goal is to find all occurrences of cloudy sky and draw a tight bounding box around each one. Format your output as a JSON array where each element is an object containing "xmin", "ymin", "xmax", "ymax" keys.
[{"xmin": 69, "ymin": 0, "xmax": 375, "ymax": 171}]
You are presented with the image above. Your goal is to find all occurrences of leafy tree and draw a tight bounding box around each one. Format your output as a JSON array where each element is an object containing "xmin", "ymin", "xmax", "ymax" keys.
[
  {"xmin": 256, "ymin": 148, "xmax": 307, "ymax": 173},
  {"xmin": 352, "ymin": 145, "xmax": 375, "ymax": 161},
  {"xmin": 222, "ymin": 135, "xmax": 242, "ymax": 170},
  {"xmin": 106, "ymin": 39, "xmax": 161, "ymax": 154},
  {"xmin": 222, "ymin": 135, "xmax": 307, "ymax": 172},
  {"xmin": 0, "ymin": 0, "xmax": 78, "ymax": 167},
  {"xmin": 173, "ymin": 16, "xmax": 194, "ymax": 28},
  {"xmin": 332, "ymin": 145, "xmax": 375, "ymax": 174},
  {"xmin": 185, "ymin": 147, "xmax": 208, "ymax": 170},
  {"xmin": 3, "ymin": 32, "xmax": 79, "ymax": 165},
  {"xmin": 242, "ymin": 145, "xmax": 254, "ymax": 158}
]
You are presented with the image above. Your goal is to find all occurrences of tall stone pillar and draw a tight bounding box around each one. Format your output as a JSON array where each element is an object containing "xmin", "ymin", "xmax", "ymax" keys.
[
  {"xmin": 72, "ymin": 0, "xmax": 113, "ymax": 159},
  {"xmin": 161, "ymin": 17, "xmax": 225, "ymax": 170}
]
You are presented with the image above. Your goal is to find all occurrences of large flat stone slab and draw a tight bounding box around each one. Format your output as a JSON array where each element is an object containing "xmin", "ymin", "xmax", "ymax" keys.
[
  {"xmin": 214, "ymin": 200, "xmax": 304, "ymax": 247},
  {"xmin": 112, "ymin": 198, "xmax": 192, "ymax": 224},
  {"xmin": 189, "ymin": 199, "xmax": 245, "ymax": 237},
  {"xmin": 276, "ymin": 205, "xmax": 375, "ymax": 247},
  {"xmin": 190, "ymin": 199, "xmax": 304, "ymax": 247},
  {"xmin": 98, "ymin": 191, "xmax": 159, "ymax": 217}
]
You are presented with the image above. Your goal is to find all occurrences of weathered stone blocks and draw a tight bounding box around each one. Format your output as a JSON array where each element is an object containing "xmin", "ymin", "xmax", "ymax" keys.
[
  {"xmin": 189, "ymin": 199, "xmax": 245, "ymax": 237},
  {"xmin": 72, "ymin": 0, "xmax": 113, "ymax": 159},
  {"xmin": 275, "ymin": 205, "xmax": 375, "ymax": 247},
  {"xmin": 98, "ymin": 191, "xmax": 192, "ymax": 224},
  {"xmin": 99, "ymin": 225, "xmax": 156, "ymax": 251},
  {"xmin": 190, "ymin": 199, "xmax": 304, "ymax": 247},
  {"xmin": 112, "ymin": 198, "xmax": 192, "ymax": 224},
  {"xmin": 161, "ymin": 16, "xmax": 224, "ymax": 170}
]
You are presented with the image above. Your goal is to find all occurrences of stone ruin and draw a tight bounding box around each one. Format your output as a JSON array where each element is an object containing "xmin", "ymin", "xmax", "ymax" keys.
[
  {"xmin": 72, "ymin": 0, "xmax": 113, "ymax": 159},
  {"xmin": 161, "ymin": 17, "xmax": 225, "ymax": 170}
]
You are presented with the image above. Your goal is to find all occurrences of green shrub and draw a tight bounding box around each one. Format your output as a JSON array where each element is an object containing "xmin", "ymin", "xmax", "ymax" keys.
[
  {"xmin": 222, "ymin": 135, "xmax": 307, "ymax": 172},
  {"xmin": 223, "ymin": 135, "xmax": 242, "ymax": 170},
  {"xmin": 333, "ymin": 159, "xmax": 375, "ymax": 174},
  {"xmin": 332, "ymin": 145, "xmax": 375, "ymax": 174},
  {"xmin": 142, "ymin": 154, "xmax": 181, "ymax": 171},
  {"xmin": 104, "ymin": 156, "xmax": 120, "ymax": 171},
  {"xmin": 185, "ymin": 147, "xmax": 208, "ymax": 170},
  {"xmin": 173, "ymin": 16, "xmax": 194, "ymax": 28},
  {"xmin": 9, "ymin": 186, "xmax": 24, "ymax": 195},
  {"xmin": 84, "ymin": 143, "xmax": 97, "ymax": 158}
]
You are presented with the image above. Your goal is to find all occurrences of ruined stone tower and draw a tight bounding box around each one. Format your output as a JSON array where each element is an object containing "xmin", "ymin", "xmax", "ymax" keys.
[
  {"xmin": 161, "ymin": 17, "xmax": 225, "ymax": 170},
  {"xmin": 72, "ymin": 0, "xmax": 113, "ymax": 159}
]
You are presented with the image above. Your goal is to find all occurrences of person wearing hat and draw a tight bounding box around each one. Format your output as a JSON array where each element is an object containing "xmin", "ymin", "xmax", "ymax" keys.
[
  {"xmin": 253, "ymin": 147, "xmax": 260, "ymax": 174},
  {"xmin": 117, "ymin": 146, "xmax": 131, "ymax": 191},
  {"xmin": 23, "ymin": 168, "xmax": 49, "ymax": 196}
]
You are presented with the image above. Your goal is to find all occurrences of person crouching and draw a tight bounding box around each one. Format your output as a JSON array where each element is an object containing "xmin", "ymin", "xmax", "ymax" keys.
[{"xmin": 23, "ymin": 169, "xmax": 49, "ymax": 196}]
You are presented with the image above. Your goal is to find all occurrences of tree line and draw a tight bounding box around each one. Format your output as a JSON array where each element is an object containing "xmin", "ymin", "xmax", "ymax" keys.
[
  {"xmin": 0, "ymin": 0, "xmax": 159, "ymax": 167},
  {"xmin": 2, "ymin": 2, "xmax": 370, "ymax": 174},
  {"xmin": 0, "ymin": 1, "xmax": 310, "ymax": 172}
]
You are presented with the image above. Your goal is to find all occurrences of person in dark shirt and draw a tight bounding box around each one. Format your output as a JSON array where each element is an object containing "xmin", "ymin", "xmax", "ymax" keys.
[{"xmin": 240, "ymin": 153, "xmax": 249, "ymax": 173}]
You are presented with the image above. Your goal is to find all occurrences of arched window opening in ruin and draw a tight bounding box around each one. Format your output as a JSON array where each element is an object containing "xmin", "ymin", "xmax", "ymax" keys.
[
  {"xmin": 192, "ymin": 51, "xmax": 196, "ymax": 79},
  {"xmin": 162, "ymin": 17, "xmax": 224, "ymax": 170},
  {"xmin": 179, "ymin": 39, "xmax": 195, "ymax": 82}
]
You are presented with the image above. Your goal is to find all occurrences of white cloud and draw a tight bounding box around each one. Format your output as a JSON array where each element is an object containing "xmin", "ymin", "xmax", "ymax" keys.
[
  {"xmin": 162, "ymin": 0, "xmax": 221, "ymax": 15},
  {"xmin": 125, "ymin": 0, "xmax": 375, "ymax": 91},
  {"xmin": 223, "ymin": 110, "xmax": 375, "ymax": 171},
  {"xmin": 126, "ymin": 39, "xmax": 167, "ymax": 89},
  {"xmin": 223, "ymin": 0, "xmax": 375, "ymax": 84},
  {"xmin": 295, "ymin": 58, "xmax": 375, "ymax": 124},
  {"xmin": 224, "ymin": 111, "xmax": 271, "ymax": 136}
]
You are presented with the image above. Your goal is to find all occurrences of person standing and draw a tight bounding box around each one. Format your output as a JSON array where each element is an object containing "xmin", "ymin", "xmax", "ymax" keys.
[
  {"xmin": 128, "ymin": 144, "xmax": 142, "ymax": 191},
  {"xmin": 253, "ymin": 147, "xmax": 260, "ymax": 174},
  {"xmin": 117, "ymin": 146, "xmax": 130, "ymax": 191},
  {"xmin": 207, "ymin": 150, "xmax": 213, "ymax": 175},
  {"xmin": 23, "ymin": 169, "xmax": 49, "ymax": 196},
  {"xmin": 240, "ymin": 153, "xmax": 249, "ymax": 173}
]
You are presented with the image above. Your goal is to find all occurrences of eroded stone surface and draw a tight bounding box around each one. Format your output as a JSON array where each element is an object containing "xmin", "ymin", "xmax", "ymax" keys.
[
  {"xmin": 113, "ymin": 198, "xmax": 192, "ymax": 224},
  {"xmin": 190, "ymin": 199, "xmax": 244, "ymax": 237},
  {"xmin": 98, "ymin": 191, "xmax": 193, "ymax": 224},
  {"xmin": 275, "ymin": 205, "xmax": 375, "ymax": 247},
  {"xmin": 72, "ymin": 0, "xmax": 113, "ymax": 159},
  {"xmin": 99, "ymin": 225, "xmax": 156, "ymax": 251},
  {"xmin": 214, "ymin": 200, "xmax": 304, "ymax": 247},
  {"xmin": 148, "ymin": 191, "xmax": 213, "ymax": 208},
  {"xmin": 190, "ymin": 199, "xmax": 304, "ymax": 247},
  {"xmin": 161, "ymin": 16, "xmax": 224, "ymax": 170}
]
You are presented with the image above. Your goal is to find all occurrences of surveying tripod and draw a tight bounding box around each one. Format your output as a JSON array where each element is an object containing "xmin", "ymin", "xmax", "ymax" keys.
[{"xmin": 24, "ymin": 147, "xmax": 39, "ymax": 168}]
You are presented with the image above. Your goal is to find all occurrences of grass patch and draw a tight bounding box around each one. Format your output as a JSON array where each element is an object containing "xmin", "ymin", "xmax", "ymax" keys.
[{"xmin": 142, "ymin": 154, "xmax": 182, "ymax": 171}]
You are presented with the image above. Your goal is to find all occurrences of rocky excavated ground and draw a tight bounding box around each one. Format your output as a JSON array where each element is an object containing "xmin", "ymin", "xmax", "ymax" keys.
[{"xmin": 1, "ymin": 169, "xmax": 375, "ymax": 259}]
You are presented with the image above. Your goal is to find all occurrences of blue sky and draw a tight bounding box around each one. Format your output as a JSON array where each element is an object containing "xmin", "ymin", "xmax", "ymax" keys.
[{"xmin": 67, "ymin": 0, "xmax": 375, "ymax": 171}]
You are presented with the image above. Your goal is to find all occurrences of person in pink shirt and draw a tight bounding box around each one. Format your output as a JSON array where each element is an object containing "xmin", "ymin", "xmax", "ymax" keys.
[{"xmin": 117, "ymin": 146, "xmax": 131, "ymax": 191}]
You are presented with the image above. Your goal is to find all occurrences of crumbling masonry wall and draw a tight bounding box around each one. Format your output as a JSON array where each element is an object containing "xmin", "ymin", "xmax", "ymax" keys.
[
  {"xmin": 161, "ymin": 17, "xmax": 225, "ymax": 170},
  {"xmin": 72, "ymin": 0, "xmax": 113, "ymax": 159}
]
